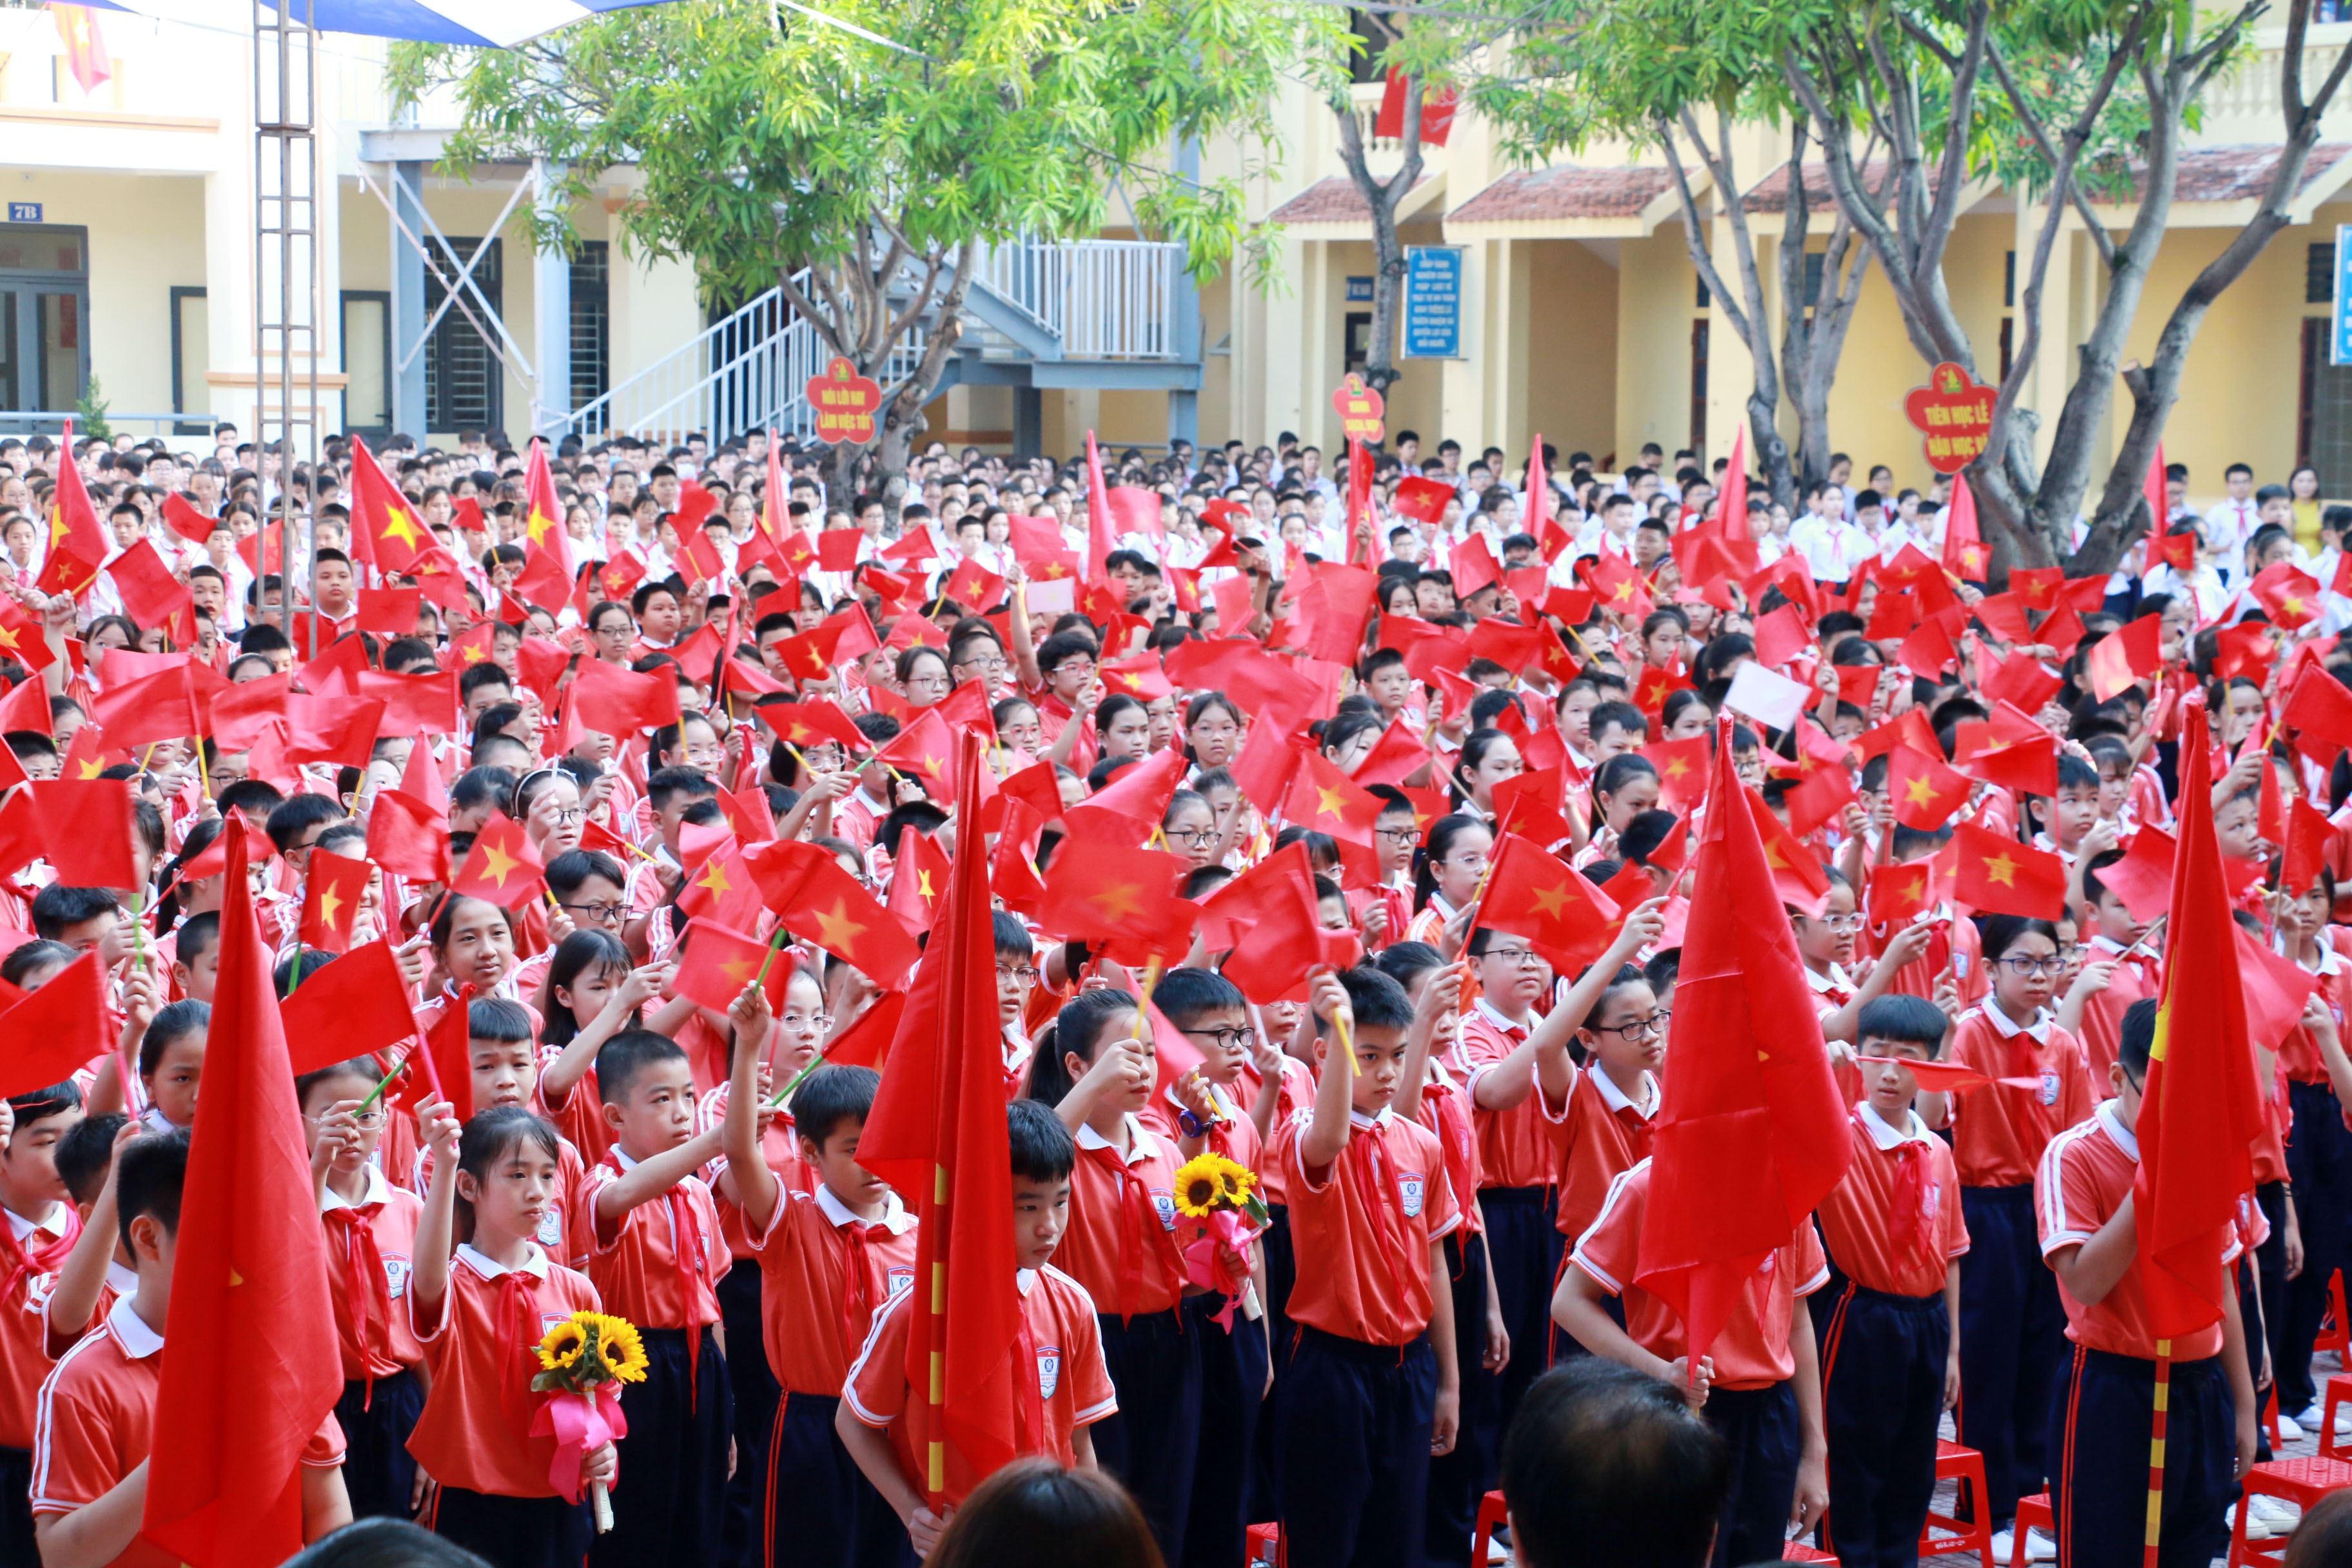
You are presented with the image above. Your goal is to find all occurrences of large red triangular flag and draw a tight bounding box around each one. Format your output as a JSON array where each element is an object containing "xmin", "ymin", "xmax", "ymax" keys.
[
  {"xmin": 2135, "ymin": 695, "xmax": 2262, "ymax": 1338},
  {"xmin": 142, "ymin": 816, "xmax": 341, "ymax": 1568},
  {"xmin": 37, "ymin": 422, "xmax": 109, "ymax": 599},
  {"xmin": 1718, "ymin": 421, "xmax": 1749, "ymax": 542},
  {"xmin": 857, "ymin": 731, "xmax": 1023, "ymax": 1502},
  {"xmin": 348, "ymin": 434, "xmax": 430, "ymax": 572},
  {"xmin": 1633, "ymin": 718, "xmax": 1850, "ymax": 1373},
  {"xmin": 1940, "ymin": 475, "xmax": 1989, "ymax": 582},
  {"xmin": 0, "ymin": 948, "xmax": 110, "ymax": 1099}
]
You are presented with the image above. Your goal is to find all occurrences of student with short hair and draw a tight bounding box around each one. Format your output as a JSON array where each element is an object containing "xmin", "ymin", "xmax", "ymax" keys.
[
  {"xmin": 0, "ymin": 1081, "xmax": 83, "ymax": 1562},
  {"xmin": 1811, "ymin": 995, "xmax": 1968, "ymax": 1568},
  {"xmin": 33, "ymin": 1131, "xmax": 353, "ymax": 1562},
  {"xmin": 1500, "ymin": 1359, "xmax": 1729, "ymax": 1568},
  {"xmin": 2037, "ymin": 998, "xmax": 2257, "ymax": 1567}
]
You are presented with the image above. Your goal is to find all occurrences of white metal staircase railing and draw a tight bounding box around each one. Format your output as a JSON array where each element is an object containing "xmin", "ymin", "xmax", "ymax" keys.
[{"xmin": 564, "ymin": 239, "xmax": 1189, "ymax": 445}]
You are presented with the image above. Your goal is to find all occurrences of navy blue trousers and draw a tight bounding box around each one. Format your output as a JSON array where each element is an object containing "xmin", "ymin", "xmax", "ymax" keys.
[
  {"xmin": 429, "ymin": 1486, "xmax": 594, "ymax": 1568},
  {"xmin": 1703, "ymin": 1381, "xmax": 1803, "ymax": 1568},
  {"xmin": 718, "ymin": 1265, "xmax": 780, "ymax": 1568},
  {"xmin": 335, "ymin": 1369, "xmax": 426, "ymax": 1522},
  {"xmin": 763, "ymin": 1391, "xmax": 913, "ymax": 1568},
  {"xmin": 2047, "ymin": 1348, "xmax": 2237, "ymax": 1568},
  {"xmin": 1478, "ymin": 1186, "xmax": 1562, "ymax": 1438},
  {"xmin": 1278, "ymin": 1326, "xmax": 1435, "ymax": 1568},
  {"xmin": 1424, "ymin": 1230, "xmax": 1493, "ymax": 1568},
  {"xmin": 0, "ymin": 1445, "xmax": 33, "ymax": 1568},
  {"xmin": 1958, "ymin": 1183, "xmax": 2068, "ymax": 1524},
  {"xmin": 1816, "ymin": 1283, "xmax": 1948, "ymax": 1568},
  {"xmin": 589, "ymin": 1326, "xmax": 731, "ymax": 1568},
  {"xmin": 1093, "ymin": 1305, "xmax": 1202, "ymax": 1567},
  {"xmin": 1182, "ymin": 1292, "xmax": 1266, "ymax": 1568},
  {"xmin": 1253, "ymin": 1203, "xmax": 1295, "ymax": 1524},
  {"xmin": 2283, "ymin": 1080, "xmax": 2352, "ymax": 1412}
]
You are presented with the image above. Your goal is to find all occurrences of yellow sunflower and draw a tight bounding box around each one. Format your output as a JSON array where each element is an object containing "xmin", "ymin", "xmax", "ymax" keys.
[
  {"xmin": 1175, "ymin": 1152, "xmax": 1253, "ymax": 1217},
  {"xmin": 536, "ymin": 1317, "xmax": 588, "ymax": 1371},
  {"xmin": 1218, "ymin": 1162, "xmax": 1258, "ymax": 1203},
  {"xmin": 590, "ymin": 1313, "xmax": 651, "ymax": 1384}
]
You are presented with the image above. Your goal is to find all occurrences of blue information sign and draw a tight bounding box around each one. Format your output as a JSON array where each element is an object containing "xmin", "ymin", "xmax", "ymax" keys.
[
  {"xmin": 1402, "ymin": 246, "xmax": 1463, "ymax": 359},
  {"xmin": 5, "ymin": 203, "xmax": 41, "ymax": 223},
  {"xmin": 2336, "ymin": 223, "xmax": 2352, "ymax": 366}
]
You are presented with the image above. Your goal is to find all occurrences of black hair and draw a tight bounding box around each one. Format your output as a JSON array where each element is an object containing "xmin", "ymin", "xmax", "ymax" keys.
[
  {"xmin": 792, "ymin": 1064, "xmax": 880, "ymax": 1149},
  {"xmin": 1006, "ymin": 1098, "xmax": 1078, "ymax": 1184},
  {"xmin": 1981, "ymin": 913, "xmax": 2061, "ymax": 963},
  {"xmin": 294, "ymin": 1057, "xmax": 383, "ymax": 1113},
  {"xmin": 2081, "ymin": 848, "xmax": 2127, "ymax": 909},
  {"xmin": 1856, "ymin": 994, "xmax": 1949, "ymax": 1055},
  {"xmin": 926, "ymin": 1456, "xmax": 1168, "ymax": 1568},
  {"xmin": 2119, "ymin": 996, "xmax": 2158, "ymax": 1083},
  {"xmin": 0, "ymin": 940, "xmax": 75, "ymax": 988},
  {"xmin": 30, "ymin": 885, "xmax": 120, "ymax": 940},
  {"xmin": 991, "ymin": 909, "xmax": 1035, "ymax": 959},
  {"xmin": 1149, "ymin": 966, "xmax": 1246, "ymax": 1028},
  {"xmin": 6, "ymin": 1079, "xmax": 81, "ymax": 1134},
  {"xmin": 264, "ymin": 791, "xmax": 347, "ymax": 854},
  {"xmin": 1502, "ymin": 1358, "xmax": 1729, "ymax": 1568},
  {"xmin": 117, "ymin": 1128, "xmax": 192, "ymax": 1256},
  {"xmin": 648, "ymin": 765, "xmax": 720, "ymax": 810},
  {"xmin": 596, "ymin": 1028, "xmax": 691, "ymax": 1103},
  {"xmin": 1373, "ymin": 941, "xmax": 1447, "ymax": 994},
  {"xmin": 453, "ymin": 1106, "xmax": 561, "ymax": 1244},
  {"xmin": 55, "ymin": 1112, "xmax": 127, "ymax": 1208},
  {"xmin": 1026, "ymin": 989, "xmax": 1139, "ymax": 1107},
  {"xmin": 1315, "ymin": 964, "xmax": 1413, "ymax": 1037},
  {"xmin": 141, "ymin": 999, "xmax": 209, "ymax": 1079},
  {"xmin": 540, "ymin": 929, "xmax": 635, "ymax": 1048},
  {"xmin": 276, "ymin": 1516, "xmax": 501, "ymax": 1568},
  {"xmin": 469, "ymin": 997, "xmax": 535, "ymax": 1044},
  {"xmin": 545, "ymin": 848, "xmax": 627, "ymax": 901}
]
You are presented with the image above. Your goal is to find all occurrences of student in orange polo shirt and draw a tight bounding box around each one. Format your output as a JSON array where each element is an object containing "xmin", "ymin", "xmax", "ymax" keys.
[
  {"xmin": 409, "ymin": 1102, "xmax": 613, "ymax": 1568},
  {"xmin": 720, "ymin": 982, "xmax": 919, "ymax": 1568},
  {"xmin": 1554, "ymin": 1155, "xmax": 1832, "ymax": 1568},
  {"xmin": 1812, "ymin": 995, "xmax": 1966, "ymax": 1568},
  {"xmin": 571, "ymin": 1030, "xmax": 732, "ymax": 1568},
  {"xmin": 2036, "ymin": 999, "xmax": 2256, "ymax": 1568},
  {"xmin": 32, "ymin": 1131, "xmax": 352, "ymax": 1567},
  {"xmin": 839, "ymin": 1100, "xmax": 1116, "ymax": 1556},
  {"xmin": 0, "ymin": 1081, "xmax": 83, "ymax": 1563},
  {"xmin": 1279, "ymin": 966, "xmax": 1461, "ymax": 1568},
  {"xmin": 1941, "ymin": 912, "xmax": 2095, "ymax": 1549}
]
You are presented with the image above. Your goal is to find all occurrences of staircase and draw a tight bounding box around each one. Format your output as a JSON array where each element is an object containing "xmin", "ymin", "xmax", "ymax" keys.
[{"xmin": 562, "ymin": 239, "xmax": 1193, "ymax": 447}]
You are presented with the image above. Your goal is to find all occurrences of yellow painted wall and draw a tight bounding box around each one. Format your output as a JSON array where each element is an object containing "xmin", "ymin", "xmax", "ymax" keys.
[
  {"xmin": 1616, "ymin": 230, "xmax": 1698, "ymax": 462},
  {"xmin": 1522, "ymin": 239, "xmax": 1620, "ymax": 458}
]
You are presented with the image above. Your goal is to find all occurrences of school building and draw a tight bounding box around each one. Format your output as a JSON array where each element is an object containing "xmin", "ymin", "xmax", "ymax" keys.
[{"xmin": 5, "ymin": 2, "xmax": 2352, "ymax": 496}]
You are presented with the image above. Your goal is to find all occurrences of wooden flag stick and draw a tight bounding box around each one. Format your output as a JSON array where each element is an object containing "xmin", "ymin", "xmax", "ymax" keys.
[{"xmin": 2143, "ymin": 1338, "xmax": 2170, "ymax": 1568}]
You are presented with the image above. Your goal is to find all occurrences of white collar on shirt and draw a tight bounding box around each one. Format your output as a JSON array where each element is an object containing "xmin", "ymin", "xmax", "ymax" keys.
[
  {"xmin": 1348, "ymin": 1107, "xmax": 1395, "ymax": 1131},
  {"xmin": 1805, "ymin": 962, "xmax": 1855, "ymax": 995},
  {"xmin": 2097, "ymin": 1098, "xmax": 2139, "ymax": 1161},
  {"xmin": 4, "ymin": 1201, "xmax": 70, "ymax": 1245},
  {"xmin": 456, "ymin": 1241, "xmax": 551, "ymax": 1281},
  {"xmin": 1015, "ymin": 1267, "xmax": 1039, "ymax": 1297},
  {"xmin": 2088, "ymin": 934, "xmax": 2133, "ymax": 957},
  {"xmin": 2276, "ymin": 932, "xmax": 2345, "ymax": 977},
  {"xmin": 610, "ymin": 1147, "xmax": 642, "ymax": 1171},
  {"xmin": 816, "ymin": 1184, "xmax": 915, "ymax": 1235},
  {"xmin": 1859, "ymin": 1102, "xmax": 1935, "ymax": 1150},
  {"xmin": 107, "ymin": 1294, "xmax": 164, "ymax": 1360},
  {"xmin": 105, "ymin": 1260, "xmax": 137, "ymax": 1298},
  {"xmin": 1977, "ymin": 999, "xmax": 2053, "ymax": 1044},
  {"xmin": 1074, "ymin": 1115, "xmax": 1159, "ymax": 1166},
  {"xmin": 1475, "ymin": 997, "xmax": 1532, "ymax": 1036},
  {"xmin": 319, "ymin": 1162, "xmax": 395, "ymax": 1215},
  {"xmin": 1588, "ymin": 1063, "xmax": 1659, "ymax": 1118}
]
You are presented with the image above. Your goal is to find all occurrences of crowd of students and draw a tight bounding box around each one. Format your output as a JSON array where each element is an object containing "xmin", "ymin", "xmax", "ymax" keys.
[{"xmin": 0, "ymin": 417, "xmax": 2340, "ymax": 1568}]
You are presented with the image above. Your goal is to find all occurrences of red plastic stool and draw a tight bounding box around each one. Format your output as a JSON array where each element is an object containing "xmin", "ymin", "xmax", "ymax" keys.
[
  {"xmin": 2231, "ymin": 1456, "xmax": 2352, "ymax": 1567},
  {"xmin": 2322, "ymin": 1373, "xmax": 2352, "ymax": 1460},
  {"xmin": 2318, "ymin": 1271, "xmax": 2349, "ymax": 1358},
  {"xmin": 2012, "ymin": 1493, "xmax": 2053, "ymax": 1568},
  {"xmin": 1245, "ymin": 1522, "xmax": 1284, "ymax": 1568},
  {"xmin": 2266, "ymin": 1384, "xmax": 2280, "ymax": 1448},
  {"xmin": 1471, "ymin": 1490, "xmax": 1509, "ymax": 1565},
  {"xmin": 1780, "ymin": 1547, "xmax": 1836, "ymax": 1564},
  {"xmin": 1921, "ymin": 1438, "xmax": 1996, "ymax": 1568}
]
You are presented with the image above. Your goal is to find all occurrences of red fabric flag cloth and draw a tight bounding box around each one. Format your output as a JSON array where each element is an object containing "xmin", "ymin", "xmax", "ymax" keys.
[
  {"xmin": 0, "ymin": 948, "xmax": 110, "ymax": 1099},
  {"xmin": 1638, "ymin": 736, "xmax": 1711, "ymax": 814},
  {"xmin": 2100, "ymin": 828, "xmax": 2177, "ymax": 926},
  {"xmin": 2233, "ymin": 927, "xmax": 2318, "ymax": 1061},
  {"xmin": 1448, "ymin": 534, "xmax": 1502, "ymax": 601},
  {"xmin": 887, "ymin": 827, "xmax": 952, "ymax": 936},
  {"xmin": 571, "ymin": 658, "xmax": 685, "ymax": 738},
  {"xmin": 2286, "ymin": 798, "xmax": 2333, "ymax": 896},
  {"xmin": 743, "ymin": 840, "xmax": 919, "ymax": 988},
  {"xmin": 354, "ymin": 587, "xmax": 424, "ymax": 638},
  {"xmin": 857, "ymin": 732, "xmax": 1024, "ymax": 1503},
  {"xmin": 37, "ymin": 422, "xmax": 110, "ymax": 599},
  {"xmin": 769, "ymin": 700, "xmax": 870, "ymax": 755},
  {"xmin": 522, "ymin": 438, "xmax": 571, "ymax": 573},
  {"xmin": 2084, "ymin": 616, "xmax": 2163, "ymax": 705},
  {"xmin": 1718, "ymin": 422, "xmax": 1750, "ymax": 542},
  {"xmin": 1061, "ymin": 747, "xmax": 1190, "ymax": 847},
  {"xmin": 161, "ymin": 491, "xmax": 217, "ymax": 547},
  {"xmin": 348, "ymin": 434, "xmax": 431, "ymax": 571},
  {"xmin": 2135, "ymin": 697, "xmax": 2264, "ymax": 1340},
  {"xmin": 672, "ymin": 918, "xmax": 778, "ymax": 1013},
  {"xmin": 141, "ymin": 818, "xmax": 341, "ymax": 1568},
  {"xmin": 1282, "ymin": 749, "xmax": 1385, "ymax": 845},
  {"xmin": 365, "ymin": 786, "xmax": 453, "ymax": 887},
  {"xmin": 1206, "ymin": 845, "xmax": 1354, "ymax": 1001},
  {"xmin": 297, "ymin": 851, "xmax": 373, "ymax": 954},
  {"xmin": 0, "ymin": 600, "xmax": 55, "ymax": 674},
  {"xmin": 1035, "ymin": 843, "xmax": 1194, "ymax": 965},
  {"xmin": 1940, "ymin": 474, "xmax": 1989, "ymax": 581},
  {"xmin": 1480, "ymin": 831, "xmax": 1621, "ymax": 972},
  {"xmin": 279, "ymin": 939, "xmax": 418, "ymax": 1076},
  {"xmin": 284, "ymin": 694, "xmax": 387, "ymax": 769},
  {"xmin": 356, "ymin": 669, "xmax": 462, "ymax": 737},
  {"xmin": 2250, "ymin": 562, "xmax": 2326, "ymax": 632},
  {"xmin": 1888, "ymin": 745, "xmax": 1972, "ymax": 830},
  {"xmin": 1393, "ymin": 475, "xmax": 1454, "ymax": 525},
  {"xmin": 1085, "ymin": 431, "xmax": 1118, "ymax": 580},
  {"xmin": 2142, "ymin": 441, "xmax": 2170, "ymax": 532},
  {"xmin": 450, "ymin": 818, "xmax": 548, "ymax": 906},
  {"xmin": 1952, "ymin": 820, "xmax": 2067, "ymax": 918},
  {"xmin": 2281, "ymin": 665, "xmax": 2352, "ymax": 766},
  {"xmin": 1297, "ymin": 564, "xmax": 1379, "ymax": 665},
  {"xmin": 1633, "ymin": 720, "xmax": 1851, "ymax": 1372},
  {"xmin": 87, "ymin": 657, "xmax": 202, "ymax": 751},
  {"xmin": 1865, "ymin": 858, "xmax": 1937, "ymax": 927},
  {"xmin": 106, "ymin": 540, "xmax": 191, "ymax": 634},
  {"xmin": 31, "ymin": 778, "xmax": 136, "ymax": 888}
]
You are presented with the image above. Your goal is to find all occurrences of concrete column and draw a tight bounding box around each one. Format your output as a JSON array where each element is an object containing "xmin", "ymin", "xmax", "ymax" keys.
[
  {"xmin": 1439, "ymin": 237, "xmax": 1486, "ymax": 451},
  {"xmin": 1168, "ymin": 135, "xmax": 1203, "ymax": 450},
  {"xmin": 389, "ymin": 160, "xmax": 427, "ymax": 440},
  {"xmin": 532, "ymin": 159, "xmax": 571, "ymax": 439},
  {"xmin": 1014, "ymin": 386, "xmax": 1043, "ymax": 458}
]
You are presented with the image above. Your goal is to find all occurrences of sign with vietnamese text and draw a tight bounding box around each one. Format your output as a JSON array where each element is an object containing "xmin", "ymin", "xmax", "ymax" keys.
[
  {"xmin": 1401, "ymin": 246, "xmax": 1464, "ymax": 359},
  {"xmin": 805, "ymin": 357, "xmax": 884, "ymax": 446},
  {"xmin": 1331, "ymin": 373, "xmax": 1385, "ymax": 443},
  {"xmin": 1901, "ymin": 362, "xmax": 1997, "ymax": 475}
]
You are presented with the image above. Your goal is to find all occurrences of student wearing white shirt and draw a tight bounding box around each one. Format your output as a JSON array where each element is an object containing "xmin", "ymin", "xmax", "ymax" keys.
[
  {"xmin": 2203, "ymin": 464, "xmax": 2261, "ymax": 586},
  {"xmin": 1788, "ymin": 482, "xmax": 1872, "ymax": 585}
]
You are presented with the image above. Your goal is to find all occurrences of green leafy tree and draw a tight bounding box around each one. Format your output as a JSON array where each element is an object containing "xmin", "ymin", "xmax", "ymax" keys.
[
  {"xmin": 391, "ymin": 0, "xmax": 1325, "ymax": 499},
  {"xmin": 1470, "ymin": 0, "xmax": 1874, "ymax": 508}
]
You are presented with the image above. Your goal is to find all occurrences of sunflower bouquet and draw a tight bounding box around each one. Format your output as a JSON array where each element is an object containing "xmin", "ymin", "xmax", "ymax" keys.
[
  {"xmin": 1173, "ymin": 1152, "xmax": 1268, "ymax": 1328},
  {"xmin": 529, "ymin": 1311, "xmax": 647, "ymax": 1532}
]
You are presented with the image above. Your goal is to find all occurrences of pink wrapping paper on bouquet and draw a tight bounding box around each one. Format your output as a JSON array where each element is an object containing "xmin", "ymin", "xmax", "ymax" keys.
[
  {"xmin": 1179, "ymin": 1208, "xmax": 1262, "ymax": 1329},
  {"xmin": 531, "ymin": 1384, "xmax": 629, "ymax": 1503}
]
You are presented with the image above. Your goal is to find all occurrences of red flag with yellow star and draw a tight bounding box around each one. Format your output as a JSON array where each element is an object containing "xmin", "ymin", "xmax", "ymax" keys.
[
  {"xmin": 1638, "ymin": 736, "xmax": 1711, "ymax": 814},
  {"xmin": 743, "ymin": 838, "xmax": 919, "ymax": 988},
  {"xmin": 1035, "ymin": 843, "xmax": 1193, "ymax": 960},
  {"xmin": 678, "ymin": 832, "xmax": 765, "ymax": 931},
  {"xmin": 874, "ymin": 708, "xmax": 957, "ymax": 801},
  {"xmin": 36, "ymin": 421, "xmax": 108, "ymax": 600},
  {"xmin": 1480, "ymin": 830, "xmax": 1622, "ymax": 973},
  {"xmin": 672, "ymin": 917, "xmax": 778, "ymax": 1012},
  {"xmin": 1939, "ymin": 475, "xmax": 1990, "ymax": 581},
  {"xmin": 51, "ymin": 5, "xmax": 110, "ymax": 92},
  {"xmin": 297, "ymin": 850, "xmax": 373, "ymax": 954},
  {"xmin": 0, "ymin": 597, "xmax": 54, "ymax": 673},
  {"xmin": 887, "ymin": 825, "xmax": 952, "ymax": 935},
  {"xmin": 1282, "ymin": 749, "xmax": 1384, "ymax": 845},
  {"xmin": 449, "ymin": 817, "xmax": 546, "ymax": 906},
  {"xmin": 1865, "ymin": 856, "xmax": 1938, "ymax": 926},
  {"xmin": 1887, "ymin": 744, "xmax": 1972, "ymax": 830},
  {"xmin": 522, "ymin": 438, "xmax": 571, "ymax": 576},
  {"xmin": 348, "ymin": 433, "xmax": 430, "ymax": 573},
  {"xmin": 1952, "ymin": 819, "xmax": 2065, "ymax": 919}
]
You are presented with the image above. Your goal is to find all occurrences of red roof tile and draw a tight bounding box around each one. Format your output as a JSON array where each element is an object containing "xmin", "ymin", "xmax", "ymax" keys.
[
  {"xmin": 1268, "ymin": 174, "xmax": 1436, "ymax": 224},
  {"xmin": 1447, "ymin": 164, "xmax": 1674, "ymax": 222},
  {"xmin": 2162, "ymin": 142, "xmax": 2351, "ymax": 202},
  {"xmin": 1741, "ymin": 161, "xmax": 1910, "ymax": 213}
]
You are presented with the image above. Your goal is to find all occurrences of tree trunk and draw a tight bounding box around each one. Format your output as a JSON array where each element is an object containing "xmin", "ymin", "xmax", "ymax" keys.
[{"xmin": 1334, "ymin": 79, "xmax": 1426, "ymax": 399}]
